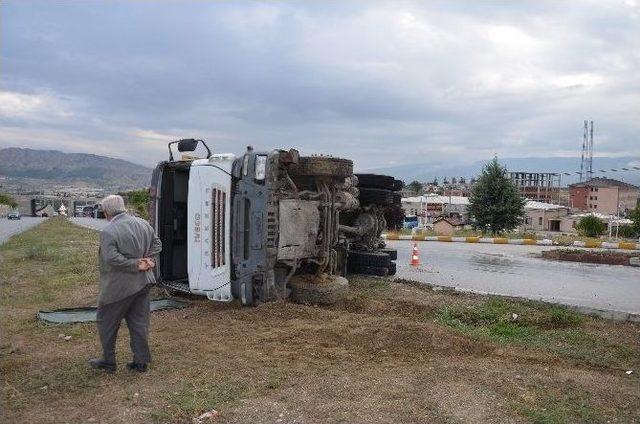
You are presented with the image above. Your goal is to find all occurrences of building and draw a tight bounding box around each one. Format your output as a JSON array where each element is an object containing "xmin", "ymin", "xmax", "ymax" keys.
[
  {"xmin": 508, "ymin": 172, "xmax": 561, "ymax": 203},
  {"xmin": 521, "ymin": 201, "xmax": 569, "ymax": 232},
  {"xmin": 433, "ymin": 216, "xmax": 464, "ymax": 236},
  {"xmin": 569, "ymin": 178, "xmax": 640, "ymax": 215},
  {"xmin": 401, "ymin": 194, "xmax": 470, "ymax": 226}
]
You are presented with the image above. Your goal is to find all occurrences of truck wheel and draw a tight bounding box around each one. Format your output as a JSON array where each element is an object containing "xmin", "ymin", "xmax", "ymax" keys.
[
  {"xmin": 348, "ymin": 265, "xmax": 389, "ymax": 276},
  {"xmin": 347, "ymin": 250, "xmax": 390, "ymax": 267},
  {"xmin": 289, "ymin": 275, "xmax": 349, "ymax": 305},
  {"xmin": 379, "ymin": 248, "xmax": 397, "ymax": 260},
  {"xmin": 358, "ymin": 188, "xmax": 395, "ymax": 206},
  {"xmin": 355, "ymin": 174, "xmax": 396, "ymax": 190},
  {"xmin": 290, "ymin": 156, "xmax": 354, "ymax": 178}
]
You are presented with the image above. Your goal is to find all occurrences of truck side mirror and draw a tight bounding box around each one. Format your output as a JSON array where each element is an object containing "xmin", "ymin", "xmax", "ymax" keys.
[
  {"xmin": 167, "ymin": 138, "xmax": 212, "ymax": 161},
  {"xmin": 177, "ymin": 139, "xmax": 198, "ymax": 152}
]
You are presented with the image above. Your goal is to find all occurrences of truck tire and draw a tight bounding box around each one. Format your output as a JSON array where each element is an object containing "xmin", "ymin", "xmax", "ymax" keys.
[
  {"xmin": 355, "ymin": 174, "xmax": 396, "ymax": 190},
  {"xmin": 348, "ymin": 265, "xmax": 389, "ymax": 277},
  {"xmin": 289, "ymin": 275, "xmax": 349, "ymax": 305},
  {"xmin": 347, "ymin": 250, "xmax": 390, "ymax": 268},
  {"xmin": 384, "ymin": 204, "xmax": 405, "ymax": 231},
  {"xmin": 388, "ymin": 261, "xmax": 397, "ymax": 276},
  {"xmin": 379, "ymin": 248, "xmax": 397, "ymax": 260},
  {"xmin": 290, "ymin": 156, "xmax": 353, "ymax": 178},
  {"xmin": 358, "ymin": 187, "xmax": 395, "ymax": 206}
]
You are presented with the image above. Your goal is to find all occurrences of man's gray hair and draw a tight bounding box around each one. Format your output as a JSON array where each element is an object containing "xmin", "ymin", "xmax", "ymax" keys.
[{"xmin": 101, "ymin": 195, "xmax": 127, "ymax": 216}]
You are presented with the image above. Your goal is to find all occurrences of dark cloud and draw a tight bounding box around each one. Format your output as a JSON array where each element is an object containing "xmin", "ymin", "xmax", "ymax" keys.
[{"xmin": 1, "ymin": 0, "xmax": 638, "ymax": 169}]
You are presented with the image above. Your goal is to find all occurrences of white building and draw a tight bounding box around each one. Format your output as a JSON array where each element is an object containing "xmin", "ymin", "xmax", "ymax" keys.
[
  {"xmin": 522, "ymin": 201, "xmax": 569, "ymax": 232},
  {"xmin": 401, "ymin": 194, "xmax": 470, "ymax": 226}
]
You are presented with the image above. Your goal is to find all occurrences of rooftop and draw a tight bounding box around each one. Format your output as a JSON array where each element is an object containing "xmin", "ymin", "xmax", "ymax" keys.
[
  {"xmin": 402, "ymin": 194, "xmax": 470, "ymax": 205},
  {"xmin": 433, "ymin": 216, "xmax": 464, "ymax": 226},
  {"xmin": 569, "ymin": 177, "xmax": 639, "ymax": 190},
  {"xmin": 524, "ymin": 200, "xmax": 568, "ymax": 210},
  {"xmin": 568, "ymin": 212, "xmax": 633, "ymax": 225}
]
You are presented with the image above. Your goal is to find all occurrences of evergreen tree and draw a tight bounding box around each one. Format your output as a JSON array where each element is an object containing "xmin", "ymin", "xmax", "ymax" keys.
[
  {"xmin": 468, "ymin": 158, "xmax": 526, "ymax": 235},
  {"xmin": 406, "ymin": 180, "xmax": 423, "ymax": 194}
]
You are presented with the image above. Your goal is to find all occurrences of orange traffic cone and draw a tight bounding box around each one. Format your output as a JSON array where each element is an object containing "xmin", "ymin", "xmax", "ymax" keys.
[{"xmin": 410, "ymin": 242, "xmax": 420, "ymax": 266}]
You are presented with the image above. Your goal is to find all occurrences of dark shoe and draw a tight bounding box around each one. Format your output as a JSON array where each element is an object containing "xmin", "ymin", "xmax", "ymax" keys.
[
  {"xmin": 88, "ymin": 358, "xmax": 116, "ymax": 373},
  {"xmin": 126, "ymin": 362, "xmax": 148, "ymax": 373}
]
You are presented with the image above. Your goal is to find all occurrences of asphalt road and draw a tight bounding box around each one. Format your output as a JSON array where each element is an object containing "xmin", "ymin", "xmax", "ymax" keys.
[
  {"xmin": 389, "ymin": 240, "xmax": 640, "ymax": 314},
  {"xmin": 70, "ymin": 217, "xmax": 110, "ymax": 231},
  {"xmin": 0, "ymin": 217, "xmax": 47, "ymax": 244}
]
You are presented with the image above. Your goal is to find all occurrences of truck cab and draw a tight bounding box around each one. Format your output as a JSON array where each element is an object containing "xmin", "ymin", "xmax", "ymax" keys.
[
  {"xmin": 150, "ymin": 139, "xmax": 319, "ymax": 305},
  {"xmin": 150, "ymin": 140, "xmax": 234, "ymax": 302}
]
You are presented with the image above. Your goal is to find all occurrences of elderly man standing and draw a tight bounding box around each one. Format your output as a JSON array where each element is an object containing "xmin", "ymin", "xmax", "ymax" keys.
[{"xmin": 89, "ymin": 195, "xmax": 161, "ymax": 373}]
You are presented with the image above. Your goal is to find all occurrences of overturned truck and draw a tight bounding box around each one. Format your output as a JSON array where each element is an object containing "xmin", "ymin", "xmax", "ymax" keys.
[{"xmin": 149, "ymin": 139, "xmax": 402, "ymax": 305}]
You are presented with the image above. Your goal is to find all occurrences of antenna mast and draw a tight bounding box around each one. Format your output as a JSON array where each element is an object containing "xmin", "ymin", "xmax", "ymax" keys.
[
  {"xmin": 579, "ymin": 120, "xmax": 594, "ymax": 182},
  {"xmin": 588, "ymin": 120, "xmax": 594, "ymax": 180}
]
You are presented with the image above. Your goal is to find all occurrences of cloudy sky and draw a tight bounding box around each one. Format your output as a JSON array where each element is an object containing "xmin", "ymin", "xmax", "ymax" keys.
[{"xmin": 1, "ymin": 0, "xmax": 638, "ymax": 170}]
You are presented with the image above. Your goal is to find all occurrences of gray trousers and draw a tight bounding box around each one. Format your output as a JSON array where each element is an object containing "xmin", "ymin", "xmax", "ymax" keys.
[{"xmin": 96, "ymin": 286, "xmax": 151, "ymax": 364}]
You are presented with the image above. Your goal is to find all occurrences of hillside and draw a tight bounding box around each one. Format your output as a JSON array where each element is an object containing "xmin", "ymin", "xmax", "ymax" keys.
[{"xmin": 0, "ymin": 147, "xmax": 151, "ymax": 189}]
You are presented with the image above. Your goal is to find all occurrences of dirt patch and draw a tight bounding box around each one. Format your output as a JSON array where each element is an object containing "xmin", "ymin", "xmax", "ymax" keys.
[{"xmin": 541, "ymin": 248, "xmax": 637, "ymax": 266}]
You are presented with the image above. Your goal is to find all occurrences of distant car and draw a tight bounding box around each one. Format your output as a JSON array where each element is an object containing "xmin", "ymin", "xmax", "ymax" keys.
[
  {"xmin": 403, "ymin": 215, "xmax": 419, "ymax": 229},
  {"xmin": 7, "ymin": 210, "xmax": 21, "ymax": 220}
]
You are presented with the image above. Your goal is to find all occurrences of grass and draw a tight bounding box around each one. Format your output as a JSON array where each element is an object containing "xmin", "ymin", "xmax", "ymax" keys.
[
  {"xmin": 516, "ymin": 388, "xmax": 601, "ymax": 424},
  {"xmin": 1, "ymin": 218, "xmax": 639, "ymax": 423},
  {"xmin": 435, "ymin": 297, "xmax": 638, "ymax": 369},
  {"xmin": 0, "ymin": 217, "xmax": 99, "ymax": 308}
]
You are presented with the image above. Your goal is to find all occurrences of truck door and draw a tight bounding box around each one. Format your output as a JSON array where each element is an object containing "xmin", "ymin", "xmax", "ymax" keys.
[{"xmin": 187, "ymin": 157, "xmax": 234, "ymax": 301}]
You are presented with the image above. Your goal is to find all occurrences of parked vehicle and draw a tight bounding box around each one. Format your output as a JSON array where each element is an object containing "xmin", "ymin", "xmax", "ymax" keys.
[
  {"xmin": 149, "ymin": 139, "xmax": 402, "ymax": 305},
  {"xmin": 82, "ymin": 206, "xmax": 95, "ymax": 217},
  {"xmin": 7, "ymin": 210, "xmax": 21, "ymax": 220},
  {"xmin": 91, "ymin": 204, "xmax": 106, "ymax": 219},
  {"xmin": 403, "ymin": 215, "xmax": 419, "ymax": 229}
]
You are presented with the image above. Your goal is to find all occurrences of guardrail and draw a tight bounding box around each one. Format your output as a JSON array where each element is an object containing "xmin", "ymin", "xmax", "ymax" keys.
[{"xmin": 383, "ymin": 233, "xmax": 639, "ymax": 250}]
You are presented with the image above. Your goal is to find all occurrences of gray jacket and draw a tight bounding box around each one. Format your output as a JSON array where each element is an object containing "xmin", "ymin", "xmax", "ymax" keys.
[{"xmin": 98, "ymin": 213, "xmax": 162, "ymax": 306}]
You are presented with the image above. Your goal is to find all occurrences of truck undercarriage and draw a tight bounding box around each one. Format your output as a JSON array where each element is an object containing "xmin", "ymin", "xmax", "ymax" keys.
[{"xmin": 150, "ymin": 140, "xmax": 403, "ymax": 305}]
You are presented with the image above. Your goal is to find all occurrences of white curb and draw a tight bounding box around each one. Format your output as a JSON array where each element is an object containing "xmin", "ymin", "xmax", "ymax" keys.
[{"xmin": 382, "ymin": 233, "xmax": 638, "ymax": 250}]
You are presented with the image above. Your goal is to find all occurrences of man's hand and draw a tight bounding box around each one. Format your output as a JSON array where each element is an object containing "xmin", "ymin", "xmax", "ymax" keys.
[{"xmin": 137, "ymin": 258, "xmax": 156, "ymax": 272}]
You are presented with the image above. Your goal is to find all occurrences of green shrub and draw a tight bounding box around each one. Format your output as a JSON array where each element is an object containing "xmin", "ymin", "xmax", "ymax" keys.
[
  {"xmin": 615, "ymin": 224, "xmax": 638, "ymax": 239},
  {"xmin": 119, "ymin": 189, "xmax": 150, "ymax": 220},
  {"xmin": 575, "ymin": 216, "xmax": 606, "ymax": 237},
  {"xmin": 0, "ymin": 193, "xmax": 18, "ymax": 208}
]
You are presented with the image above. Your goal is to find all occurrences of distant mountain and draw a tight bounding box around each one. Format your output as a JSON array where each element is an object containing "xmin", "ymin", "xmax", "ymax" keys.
[
  {"xmin": 0, "ymin": 147, "xmax": 152, "ymax": 189},
  {"xmin": 369, "ymin": 156, "xmax": 640, "ymax": 186}
]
